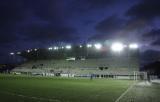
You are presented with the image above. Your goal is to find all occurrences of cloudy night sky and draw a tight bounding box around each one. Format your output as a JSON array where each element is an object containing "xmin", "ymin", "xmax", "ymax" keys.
[{"xmin": 0, "ymin": 0, "xmax": 160, "ymax": 64}]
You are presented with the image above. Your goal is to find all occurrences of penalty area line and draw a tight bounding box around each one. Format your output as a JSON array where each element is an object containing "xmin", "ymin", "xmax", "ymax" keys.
[{"xmin": 115, "ymin": 82, "xmax": 136, "ymax": 102}]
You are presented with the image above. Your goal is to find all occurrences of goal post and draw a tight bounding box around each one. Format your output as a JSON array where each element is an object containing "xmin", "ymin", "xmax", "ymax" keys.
[
  {"xmin": 133, "ymin": 71, "xmax": 148, "ymax": 81},
  {"xmin": 133, "ymin": 71, "xmax": 138, "ymax": 81}
]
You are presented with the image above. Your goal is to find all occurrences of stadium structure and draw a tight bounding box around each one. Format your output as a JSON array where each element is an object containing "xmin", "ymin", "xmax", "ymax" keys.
[{"xmin": 11, "ymin": 41, "xmax": 140, "ymax": 79}]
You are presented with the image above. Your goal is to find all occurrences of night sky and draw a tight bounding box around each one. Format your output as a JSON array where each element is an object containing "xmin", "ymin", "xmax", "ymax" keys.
[{"xmin": 0, "ymin": 0, "xmax": 160, "ymax": 64}]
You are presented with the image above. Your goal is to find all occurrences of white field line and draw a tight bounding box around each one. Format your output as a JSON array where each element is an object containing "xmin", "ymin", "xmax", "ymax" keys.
[
  {"xmin": 115, "ymin": 81, "xmax": 137, "ymax": 102},
  {"xmin": 0, "ymin": 91, "xmax": 61, "ymax": 102}
]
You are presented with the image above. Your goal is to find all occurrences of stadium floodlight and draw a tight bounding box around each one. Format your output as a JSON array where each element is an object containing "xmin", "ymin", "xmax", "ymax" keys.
[
  {"xmin": 129, "ymin": 43, "xmax": 138, "ymax": 49},
  {"xmin": 54, "ymin": 46, "xmax": 58, "ymax": 50},
  {"xmin": 87, "ymin": 44, "xmax": 92, "ymax": 48},
  {"xmin": 66, "ymin": 45, "xmax": 72, "ymax": 49},
  {"xmin": 94, "ymin": 43, "xmax": 102, "ymax": 50},
  {"xmin": 34, "ymin": 48, "xmax": 37, "ymax": 51},
  {"xmin": 61, "ymin": 46, "xmax": 64, "ymax": 49},
  {"xmin": 111, "ymin": 42, "xmax": 124, "ymax": 52},
  {"xmin": 17, "ymin": 52, "xmax": 21, "ymax": 55},
  {"xmin": 80, "ymin": 45, "xmax": 82, "ymax": 48},
  {"xmin": 27, "ymin": 50, "xmax": 30, "ymax": 53},
  {"xmin": 48, "ymin": 47, "xmax": 53, "ymax": 50},
  {"xmin": 10, "ymin": 52, "xmax": 14, "ymax": 55}
]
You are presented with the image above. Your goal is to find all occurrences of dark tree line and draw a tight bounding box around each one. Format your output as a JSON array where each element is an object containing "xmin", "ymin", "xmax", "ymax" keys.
[
  {"xmin": 0, "ymin": 64, "xmax": 17, "ymax": 73},
  {"xmin": 143, "ymin": 61, "xmax": 160, "ymax": 78}
]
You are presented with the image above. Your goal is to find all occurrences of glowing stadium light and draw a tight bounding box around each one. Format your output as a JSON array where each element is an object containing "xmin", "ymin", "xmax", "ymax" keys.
[
  {"xmin": 111, "ymin": 42, "xmax": 124, "ymax": 52},
  {"xmin": 61, "ymin": 46, "xmax": 64, "ymax": 49},
  {"xmin": 87, "ymin": 44, "xmax": 92, "ymax": 48},
  {"xmin": 66, "ymin": 45, "xmax": 72, "ymax": 49},
  {"xmin": 17, "ymin": 52, "xmax": 21, "ymax": 55},
  {"xmin": 34, "ymin": 48, "xmax": 37, "ymax": 51},
  {"xmin": 54, "ymin": 46, "xmax": 58, "ymax": 50},
  {"xmin": 27, "ymin": 50, "xmax": 30, "ymax": 53},
  {"xmin": 94, "ymin": 43, "xmax": 102, "ymax": 50},
  {"xmin": 10, "ymin": 52, "xmax": 14, "ymax": 55},
  {"xmin": 48, "ymin": 47, "xmax": 53, "ymax": 50},
  {"xmin": 129, "ymin": 43, "xmax": 138, "ymax": 49},
  {"xmin": 80, "ymin": 45, "xmax": 82, "ymax": 48}
]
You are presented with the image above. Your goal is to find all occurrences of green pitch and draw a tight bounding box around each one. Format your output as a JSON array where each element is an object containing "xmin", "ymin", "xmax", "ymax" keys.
[
  {"xmin": 119, "ymin": 82, "xmax": 160, "ymax": 102},
  {"xmin": 0, "ymin": 74, "xmax": 133, "ymax": 102}
]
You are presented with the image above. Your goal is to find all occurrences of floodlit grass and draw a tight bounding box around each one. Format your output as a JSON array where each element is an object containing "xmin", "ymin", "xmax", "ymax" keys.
[
  {"xmin": 0, "ymin": 74, "xmax": 133, "ymax": 102},
  {"xmin": 119, "ymin": 82, "xmax": 160, "ymax": 102}
]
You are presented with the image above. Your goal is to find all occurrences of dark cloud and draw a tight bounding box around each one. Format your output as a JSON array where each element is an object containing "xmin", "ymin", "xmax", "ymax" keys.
[
  {"xmin": 68, "ymin": 0, "xmax": 117, "ymax": 15},
  {"xmin": 89, "ymin": 15, "xmax": 127, "ymax": 41},
  {"xmin": 142, "ymin": 29, "xmax": 160, "ymax": 46},
  {"xmin": 0, "ymin": 33, "xmax": 18, "ymax": 44},
  {"xmin": 0, "ymin": 0, "xmax": 25, "ymax": 27},
  {"xmin": 123, "ymin": 0, "xmax": 160, "ymax": 34},
  {"xmin": 91, "ymin": 15, "xmax": 138, "ymax": 41},
  {"xmin": 126, "ymin": 0, "xmax": 160, "ymax": 20},
  {"xmin": 152, "ymin": 40, "xmax": 160, "ymax": 46},
  {"xmin": 0, "ymin": 0, "xmax": 78, "ymax": 45},
  {"xmin": 23, "ymin": 0, "xmax": 66, "ymax": 22},
  {"xmin": 91, "ymin": 0, "xmax": 160, "ymax": 41},
  {"xmin": 141, "ymin": 50, "xmax": 160, "ymax": 64},
  {"xmin": 82, "ymin": 0, "xmax": 116, "ymax": 9},
  {"xmin": 125, "ymin": 0, "xmax": 160, "ymax": 48},
  {"xmin": 0, "ymin": 0, "xmax": 25, "ymax": 44},
  {"xmin": 0, "ymin": 0, "xmax": 69, "ymax": 26},
  {"xmin": 95, "ymin": 15, "xmax": 125, "ymax": 33},
  {"xmin": 125, "ymin": 18, "xmax": 148, "ymax": 31},
  {"xmin": 143, "ymin": 29, "xmax": 160, "ymax": 38},
  {"xmin": 19, "ymin": 25, "xmax": 78, "ymax": 42}
]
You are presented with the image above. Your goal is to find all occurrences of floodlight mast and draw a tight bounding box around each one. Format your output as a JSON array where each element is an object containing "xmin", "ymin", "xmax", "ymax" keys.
[{"xmin": 86, "ymin": 44, "xmax": 92, "ymax": 57}]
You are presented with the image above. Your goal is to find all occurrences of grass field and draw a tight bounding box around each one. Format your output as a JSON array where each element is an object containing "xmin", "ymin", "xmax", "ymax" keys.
[
  {"xmin": 119, "ymin": 82, "xmax": 160, "ymax": 102},
  {"xmin": 0, "ymin": 74, "xmax": 134, "ymax": 102}
]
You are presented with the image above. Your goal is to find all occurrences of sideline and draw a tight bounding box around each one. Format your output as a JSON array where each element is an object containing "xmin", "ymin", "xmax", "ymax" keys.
[
  {"xmin": 115, "ymin": 81, "xmax": 137, "ymax": 102},
  {"xmin": 0, "ymin": 91, "xmax": 61, "ymax": 102}
]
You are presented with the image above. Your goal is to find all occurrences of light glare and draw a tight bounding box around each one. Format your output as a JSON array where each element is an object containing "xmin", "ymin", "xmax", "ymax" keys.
[
  {"xmin": 111, "ymin": 42, "xmax": 124, "ymax": 52},
  {"xmin": 94, "ymin": 43, "xmax": 102, "ymax": 50},
  {"xmin": 66, "ymin": 45, "xmax": 71, "ymax": 49},
  {"xmin": 54, "ymin": 46, "xmax": 58, "ymax": 50},
  {"xmin": 17, "ymin": 52, "xmax": 21, "ymax": 54},
  {"xmin": 87, "ymin": 44, "xmax": 92, "ymax": 48},
  {"xmin": 27, "ymin": 50, "xmax": 30, "ymax": 53},
  {"xmin": 10, "ymin": 52, "xmax": 14, "ymax": 55},
  {"xmin": 129, "ymin": 43, "xmax": 138, "ymax": 49},
  {"xmin": 34, "ymin": 49, "xmax": 37, "ymax": 51},
  {"xmin": 48, "ymin": 47, "xmax": 53, "ymax": 50}
]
